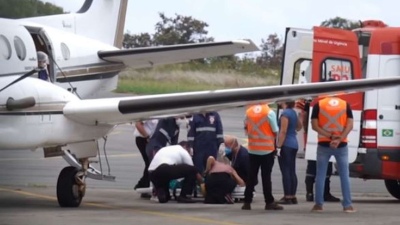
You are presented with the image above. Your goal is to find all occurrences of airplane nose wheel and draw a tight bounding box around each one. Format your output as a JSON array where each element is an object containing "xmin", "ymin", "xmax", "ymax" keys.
[{"xmin": 57, "ymin": 163, "xmax": 87, "ymax": 207}]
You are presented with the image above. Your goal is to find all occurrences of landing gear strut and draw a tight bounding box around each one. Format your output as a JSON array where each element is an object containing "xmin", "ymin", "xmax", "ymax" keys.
[{"xmin": 56, "ymin": 158, "xmax": 89, "ymax": 207}]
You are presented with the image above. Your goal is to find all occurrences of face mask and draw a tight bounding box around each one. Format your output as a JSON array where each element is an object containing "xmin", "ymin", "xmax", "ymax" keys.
[{"xmin": 224, "ymin": 147, "xmax": 232, "ymax": 155}]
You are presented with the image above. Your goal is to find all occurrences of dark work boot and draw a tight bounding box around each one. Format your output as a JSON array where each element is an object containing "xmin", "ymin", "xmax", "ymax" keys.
[
  {"xmin": 306, "ymin": 193, "xmax": 314, "ymax": 202},
  {"xmin": 242, "ymin": 202, "xmax": 251, "ymax": 210},
  {"xmin": 324, "ymin": 177, "xmax": 340, "ymax": 202},
  {"xmin": 134, "ymin": 178, "xmax": 150, "ymax": 190},
  {"xmin": 265, "ymin": 202, "xmax": 284, "ymax": 210},
  {"xmin": 305, "ymin": 176, "xmax": 314, "ymax": 202}
]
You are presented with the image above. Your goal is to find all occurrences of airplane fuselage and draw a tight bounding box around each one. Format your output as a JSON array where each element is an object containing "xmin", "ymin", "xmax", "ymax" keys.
[
  {"xmin": 0, "ymin": 76, "xmax": 113, "ymax": 150},
  {"xmin": 0, "ymin": 18, "xmax": 126, "ymax": 99}
]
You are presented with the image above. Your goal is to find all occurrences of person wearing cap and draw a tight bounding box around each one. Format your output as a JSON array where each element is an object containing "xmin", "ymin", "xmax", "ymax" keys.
[{"xmin": 36, "ymin": 51, "xmax": 50, "ymax": 82}]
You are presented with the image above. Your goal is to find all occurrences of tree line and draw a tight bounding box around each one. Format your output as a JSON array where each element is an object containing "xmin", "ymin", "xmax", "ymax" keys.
[
  {"xmin": 0, "ymin": 0, "xmax": 369, "ymax": 76},
  {"xmin": 0, "ymin": 0, "xmax": 63, "ymax": 18}
]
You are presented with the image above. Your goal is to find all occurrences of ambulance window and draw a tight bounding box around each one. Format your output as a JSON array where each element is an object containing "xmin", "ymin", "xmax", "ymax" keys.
[
  {"xmin": 14, "ymin": 36, "xmax": 26, "ymax": 61},
  {"xmin": 0, "ymin": 35, "xmax": 12, "ymax": 60},
  {"xmin": 293, "ymin": 59, "xmax": 311, "ymax": 84},
  {"xmin": 320, "ymin": 58, "xmax": 353, "ymax": 81}
]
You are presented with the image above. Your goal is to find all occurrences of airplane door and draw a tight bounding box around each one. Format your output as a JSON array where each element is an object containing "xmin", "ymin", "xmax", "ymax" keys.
[
  {"xmin": 37, "ymin": 29, "xmax": 56, "ymax": 83},
  {"xmin": 26, "ymin": 26, "xmax": 56, "ymax": 83},
  {"xmin": 305, "ymin": 26, "xmax": 362, "ymax": 163}
]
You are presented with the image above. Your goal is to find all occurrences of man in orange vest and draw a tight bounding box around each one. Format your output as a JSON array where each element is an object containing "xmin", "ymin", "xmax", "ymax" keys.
[
  {"xmin": 241, "ymin": 103, "xmax": 283, "ymax": 210},
  {"xmin": 296, "ymin": 98, "xmax": 340, "ymax": 202},
  {"xmin": 310, "ymin": 95, "xmax": 356, "ymax": 213}
]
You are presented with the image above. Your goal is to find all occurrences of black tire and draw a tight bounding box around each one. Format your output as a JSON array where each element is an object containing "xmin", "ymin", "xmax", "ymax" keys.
[
  {"xmin": 57, "ymin": 166, "xmax": 83, "ymax": 207},
  {"xmin": 384, "ymin": 179, "xmax": 400, "ymax": 200}
]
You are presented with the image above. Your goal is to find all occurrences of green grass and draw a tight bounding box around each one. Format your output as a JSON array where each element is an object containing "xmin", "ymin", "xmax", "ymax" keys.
[
  {"xmin": 116, "ymin": 67, "xmax": 279, "ymax": 95},
  {"xmin": 117, "ymin": 79, "xmax": 225, "ymax": 94}
]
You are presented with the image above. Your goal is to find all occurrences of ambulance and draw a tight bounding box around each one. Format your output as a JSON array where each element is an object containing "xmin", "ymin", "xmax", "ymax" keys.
[{"xmin": 279, "ymin": 20, "xmax": 400, "ymax": 200}]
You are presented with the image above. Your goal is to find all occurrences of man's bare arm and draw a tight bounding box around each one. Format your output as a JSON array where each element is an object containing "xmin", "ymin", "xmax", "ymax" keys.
[
  {"xmin": 135, "ymin": 121, "xmax": 149, "ymax": 138},
  {"xmin": 204, "ymin": 156, "xmax": 215, "ymax": 174},
  {"xmin": 231, "ymin": 170, "xmax": 245, "ymax": 187}
]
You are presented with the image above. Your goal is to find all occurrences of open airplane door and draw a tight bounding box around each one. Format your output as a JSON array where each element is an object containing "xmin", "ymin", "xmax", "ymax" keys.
[{"xmin": 305, "ymin": 26, "xmax": 362, "ymax": 163}]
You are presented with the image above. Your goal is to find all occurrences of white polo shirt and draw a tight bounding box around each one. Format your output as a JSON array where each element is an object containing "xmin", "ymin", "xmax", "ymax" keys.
[
  {"xmin": 148, "ymin": 145, "xmax": 194, "ymax": 171},
  {"xmin": 133, "ymin": 119, "xmax": 159, "ymax": 138}
]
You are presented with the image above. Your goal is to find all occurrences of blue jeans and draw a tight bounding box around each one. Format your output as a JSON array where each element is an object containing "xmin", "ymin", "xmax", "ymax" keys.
[
  {"xmin": 278, "ymin": 146, "xmax": 298, "ymax": 196},
  {"xmin": 315, "ymin": 145, "xmax": 352, "ymax": 208}
]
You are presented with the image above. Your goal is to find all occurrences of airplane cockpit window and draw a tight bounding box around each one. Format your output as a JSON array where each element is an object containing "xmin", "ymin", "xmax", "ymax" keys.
[
  {"xmin": 320, "ymin": 58, "xmax": 353, "ymax": 81},
  {"xmin": 13, "ymin": 36, "xmax": 26, "ymax": 61},
  {"xmin": 0, "ymin": 35, "xmax": 12, "ymax": 60}
]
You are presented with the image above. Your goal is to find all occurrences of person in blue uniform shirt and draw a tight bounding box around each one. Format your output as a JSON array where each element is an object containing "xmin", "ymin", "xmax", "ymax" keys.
[
  {"xmin": 146, "ymin": 116, "xmax": 188, "ymax": 162},
  {"xmin": 187, "ymin": 111, "xmax": 224, "ymax": 173}
]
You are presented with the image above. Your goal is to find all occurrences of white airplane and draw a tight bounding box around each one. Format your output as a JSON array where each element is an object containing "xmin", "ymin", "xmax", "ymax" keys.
[{"xmin": 1, "ymin": 0, "xmax": 400, "ymax": 208}]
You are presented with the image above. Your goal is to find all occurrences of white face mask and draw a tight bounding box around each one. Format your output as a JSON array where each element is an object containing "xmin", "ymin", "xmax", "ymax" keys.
[{"xmin": 176, "ymin": 118, "xmax": 188, "ymax": 128}]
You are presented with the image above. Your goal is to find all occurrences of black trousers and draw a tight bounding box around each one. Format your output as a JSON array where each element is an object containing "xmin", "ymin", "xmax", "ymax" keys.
[
  {"xmin": 135, "ymin": 136, "xmax": 150, "ymax": 187},
  {"xmin": 305, "ymin": 160, "xmax": 333, "ymax": 195},
  {"xmin": 306, "ymin": 160, "xmax": 333, "ymax": 177},
  {"xmin": 244, "ymin": 153, "xmax": 275, "ymax": 204},
  {"xmin": 204, "ymin": 172, "xmax": 236, "ymax": 204},
  {"xmin": 149, "ymin": 164, "xmax": 197, "ymax": 202}
]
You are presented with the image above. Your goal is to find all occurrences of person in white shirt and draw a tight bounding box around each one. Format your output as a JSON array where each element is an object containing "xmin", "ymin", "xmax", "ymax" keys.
[
  {"xmin": 133, "ymin": 119, "xmax": 159, "ymax": 194},
  {"xmin": 148, "ymin": 141, "xmax": 203, "ymax": 203}
]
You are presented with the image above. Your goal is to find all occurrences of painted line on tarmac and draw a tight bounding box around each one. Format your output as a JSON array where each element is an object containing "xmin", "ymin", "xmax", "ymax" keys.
[{"xmin": 0, "ymin": 187, "xmax": 242, "ymax": 225}]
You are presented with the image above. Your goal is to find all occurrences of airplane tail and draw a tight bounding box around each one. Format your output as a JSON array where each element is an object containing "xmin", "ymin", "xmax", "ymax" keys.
[{"xmin": 19, "ymin": 0, "xmax": 128, "ymax": 48}]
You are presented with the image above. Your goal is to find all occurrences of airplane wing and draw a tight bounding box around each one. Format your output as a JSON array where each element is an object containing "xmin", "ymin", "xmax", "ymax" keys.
[
  {"xmin": 98, "ymin": 40, "xmax": 259, "ymax": 69},
  {"xmin": 63, "ymin": 77, "xmax": 400, "ymax": 125}
]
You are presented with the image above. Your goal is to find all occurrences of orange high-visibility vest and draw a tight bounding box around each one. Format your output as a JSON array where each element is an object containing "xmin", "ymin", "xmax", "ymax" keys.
[
  {"xmin": 245, "ymin": 104, "xmax": 276, "ymax": 152},
  {"xmin": 317, "ymin": 97, "xmax": 348, "ymax": 142}
]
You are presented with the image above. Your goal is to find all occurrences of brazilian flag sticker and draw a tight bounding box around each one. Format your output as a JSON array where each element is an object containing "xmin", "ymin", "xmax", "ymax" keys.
[{"xmin": 382, "ymin": 129, "xmax": 394, "ymax": 137}]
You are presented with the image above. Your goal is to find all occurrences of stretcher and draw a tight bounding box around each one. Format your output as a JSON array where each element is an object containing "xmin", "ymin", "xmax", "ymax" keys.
[{"xmin": 135, "ymin": 180, "xmax": 248, "ymax": 202}]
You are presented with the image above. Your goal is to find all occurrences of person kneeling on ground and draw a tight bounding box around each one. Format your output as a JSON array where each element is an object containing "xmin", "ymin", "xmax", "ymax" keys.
[
  {"xmin": 203, "ymin": 156, "xmax": 245, "ymax": 204},
  {"xmin": 223, "ymin": 135, "xmax": 254, "ymax": 185},
  {"xmin": 148, "ymin": 141, "xmax": 203, "ymax": 203}
]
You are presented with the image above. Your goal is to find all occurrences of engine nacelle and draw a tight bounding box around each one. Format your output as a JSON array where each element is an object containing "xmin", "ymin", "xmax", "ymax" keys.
[{"xmin": 0, "ymin": 76, "xmax": 112, "ymax": 150}]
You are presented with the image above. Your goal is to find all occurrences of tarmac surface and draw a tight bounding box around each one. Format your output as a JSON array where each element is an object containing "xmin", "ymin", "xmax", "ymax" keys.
[{"xmin": 0, "ymin": 107, "xmax": 399, "ymax": 225}]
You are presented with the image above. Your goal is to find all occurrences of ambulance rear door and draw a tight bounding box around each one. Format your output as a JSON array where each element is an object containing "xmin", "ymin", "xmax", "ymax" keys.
[
  {"xmin": 279, "ymin": 28, "xmax": 313, "ymax": 155},
  {"xmin": 305, "ymin": 26, "xmax": 363, "ymax": 163}
]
